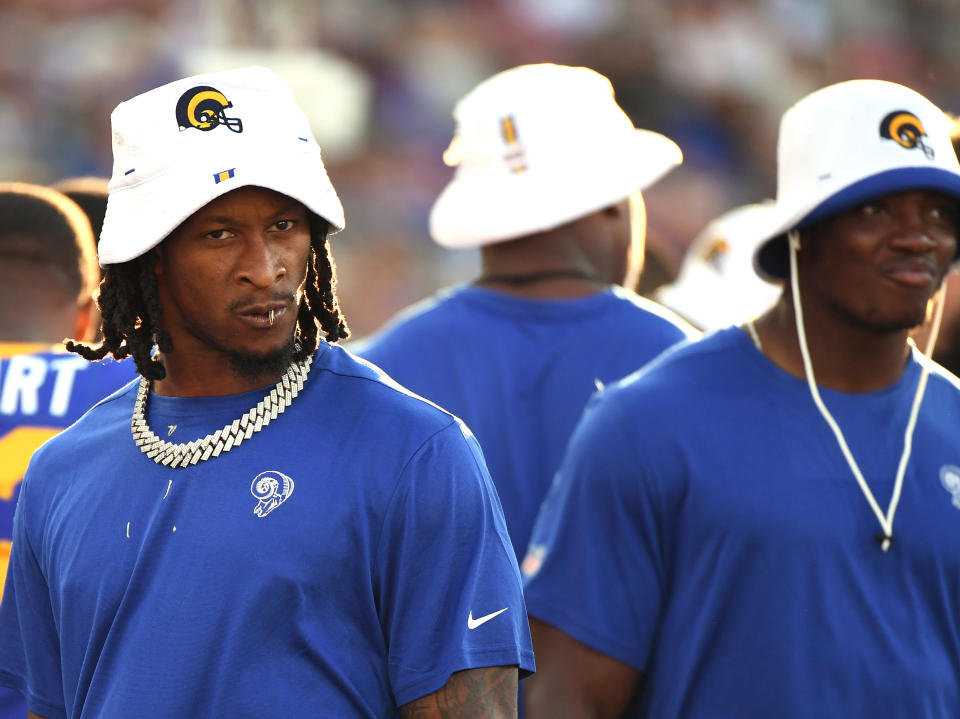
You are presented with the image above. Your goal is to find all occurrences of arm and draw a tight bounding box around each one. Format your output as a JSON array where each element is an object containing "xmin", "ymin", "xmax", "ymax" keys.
[
  {"xmin": 29, "ymin": 712, "xmax": 47, "ymax": 719},
  {"xmin": 400, "ymin": 666, "xmax": 518, "ymax": 719},
  {"xmin": 523, "ymin": 619, "xmax": 641, "ymax": 719},
  {"xmin": 377, "ymin": 422, "xmax": 533, "ymax": 708}
]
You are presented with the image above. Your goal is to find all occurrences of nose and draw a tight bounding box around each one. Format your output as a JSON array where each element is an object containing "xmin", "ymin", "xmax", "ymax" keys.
[
  {"xmin": 888, "ymin": 205, "xmax": 939, "ymax": 253},
  {"xmin": 236, "ymin": 234, "xmax": 286, "ymax": 288}
]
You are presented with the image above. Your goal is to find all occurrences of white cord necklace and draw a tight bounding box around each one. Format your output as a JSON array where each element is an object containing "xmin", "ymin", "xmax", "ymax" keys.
[
  {"xmin": 745, "ymin": 319, "xmax": 763, "ymax": 351},
  {"xmin": 786, "ymin": 230, "xmax": 944, "ymax": 552},
  {"xmin": 131, "ymin": 353, "xmax": 313, "ymax": 468}
]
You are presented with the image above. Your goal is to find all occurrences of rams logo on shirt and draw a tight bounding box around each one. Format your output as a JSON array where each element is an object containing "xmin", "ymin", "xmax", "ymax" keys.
[
  {"xmin": 939, "ymin": 465, "xmax": 960, "ymax": 510},
  {"xmin": 879, "ymin": 110, "xmax": 933, "ymax": 159},
  {"xmin": 251, "ymin": 470, "xmax": 295, "ymax": 517},
  {"xmin": 175, "ymin": 86, "xmax": 244, "ymax": 134}
]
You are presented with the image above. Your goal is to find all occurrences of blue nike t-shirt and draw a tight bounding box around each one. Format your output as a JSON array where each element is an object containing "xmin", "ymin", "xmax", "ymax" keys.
[
  {"xmin": 0, "ymin": 343, "xmax": 135, "ymax": 719},
  {"xmin": 0, "ymin": 343, "xmax": 534, "ymax": 718},
  {"xmin": 524, "ymin": 326, "xmax": 960, "ymax": 717},
  {"xmin": 354, "ymin": 284, "xmax": 697, "ymax": 560}
]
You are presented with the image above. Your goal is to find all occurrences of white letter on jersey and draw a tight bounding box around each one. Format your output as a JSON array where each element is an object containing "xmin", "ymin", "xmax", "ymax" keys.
[
  {"xmin": 0, "ymin": 356, "xmax": 47, "ymax": 416},
  {"xmin": 49, "ymin": 357, "xmax": 88, "ymax": 417}
]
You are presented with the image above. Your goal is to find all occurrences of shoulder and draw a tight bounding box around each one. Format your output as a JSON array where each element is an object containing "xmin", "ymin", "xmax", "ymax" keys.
[
  {"xmin": 308, "ymin": 342, "xmax": 466, "ymax": 435},
  {"xmin": 348, "ymin": 286, "xmax": 465, "ymax": 358},
  {"xmin": 915, "ymin": 350, "xmax": 960, "ymax": 404},
  {"xmin": 592, "ymin": 327, "xmax": 749, "ymax": 422},
  {"xmin": 22, "ymin": 379, "xmax": 139, "ymax": 502},
  {"xmin": 35, "ymin": 379, "xmax": 138, "ymax": 455},
  {"xmin": 616, "ymin": 327, "xmax": 742, "ymax": 391},
  {"xmin": 605, "ymin": 286, "xmax": 701, "ymax": 340}
]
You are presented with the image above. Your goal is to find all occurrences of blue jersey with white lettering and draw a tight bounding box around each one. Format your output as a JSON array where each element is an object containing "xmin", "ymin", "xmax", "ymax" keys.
[
  {"xmin": 0, "ymin": 344, "xmax": 134, "ymax": 719},
  {"xmin": 0, "ymin": 343, "xmax": 534, "ymax": 719},
  {"xmin": 523, "ymin": 327, "xmax": 960, "ymax": 717},
  {"xmin": 354, "ymin": 285, "xmax": 697, "ymax": 560}
]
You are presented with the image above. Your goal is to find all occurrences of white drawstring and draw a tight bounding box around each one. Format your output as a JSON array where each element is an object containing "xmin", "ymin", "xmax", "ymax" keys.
[{"xmin": 787, "ymin": 229, "xmax": 945, "ymax": 552}]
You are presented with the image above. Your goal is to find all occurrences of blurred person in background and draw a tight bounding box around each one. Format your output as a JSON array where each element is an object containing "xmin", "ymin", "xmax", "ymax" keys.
[
  {"xmin": 0, "ymin": 66, "xmax": 533, "ymax": 719},
  {"xmin": 0, "ymin": 182, "xmax": 135, "ymax": 719},
  {"xmin": 52, "ymin": 176, "xmax": 110, "ymax": 339},
  {"xmin": 913, "ymin": 117, "xmax": 960, "ymax": 375},
  {"xmin": 522, "ymin": 79, "xmax": 960, "ymax": 717},
  {"xmin": 51, "ymin": 177, "xmax": 109, "ymax": 240},
  {"xmin": 654, "ymin": 201, "xmax": 782, "ymax": 331},
  {"xmin": 354, "ymin": 63, "xmax": 699, "ymax": 565}
]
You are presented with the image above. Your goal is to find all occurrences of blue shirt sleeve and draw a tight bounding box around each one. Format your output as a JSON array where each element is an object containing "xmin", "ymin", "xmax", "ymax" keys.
[
  {"xmin": 0, "ymin": 466, "xmax": 67, "ymax": 719},
  {"xmin": 374, "ymin": 420, "xmax": 535, "ymax": 706},
  {"xmin": 521, "ymin": 391, "xmax": 667, "ymax": 672}
]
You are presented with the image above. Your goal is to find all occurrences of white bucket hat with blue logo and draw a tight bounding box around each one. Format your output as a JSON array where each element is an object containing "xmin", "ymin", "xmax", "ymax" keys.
[
  {"xmin": 655, "ymin": 201, "xmax": 782, "ymax": 331},
  {"xmin": 429, "ymin": 63, "xmax": 682, "ymax": 249},
  {"xmin": 98, "ymin": 65, "xmax": 345, "ymax": 266},
  {"xmin": 753, "ymin": 79, "xmax": 960, "ymax": 281}
]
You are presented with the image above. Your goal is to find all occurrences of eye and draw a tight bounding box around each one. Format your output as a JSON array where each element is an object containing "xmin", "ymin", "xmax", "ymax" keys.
[
  {"xmin": 930, "ymin": 204, "xmax": 959, "ymax": 223},
  {"xmin": 271, "ymin": 219, "xmax": 298, "ymax": 232},
  {"xmin": 204, "ymin": 228, "xmax": 235, "ymax": 241},
  {"xmin": 858, "ymin": 203, "xmax": 884, "ymax": 216}
]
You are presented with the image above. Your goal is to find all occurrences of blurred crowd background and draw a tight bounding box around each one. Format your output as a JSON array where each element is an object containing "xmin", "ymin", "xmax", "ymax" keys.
[{"xmin": 1, "ymin": 0, "xmax": 958, "ymax": 338}]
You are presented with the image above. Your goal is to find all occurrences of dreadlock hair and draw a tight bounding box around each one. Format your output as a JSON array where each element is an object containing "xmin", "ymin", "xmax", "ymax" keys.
[{"xmin": 66, "ymin": 211, "xmax": 350, "ymax": 381}]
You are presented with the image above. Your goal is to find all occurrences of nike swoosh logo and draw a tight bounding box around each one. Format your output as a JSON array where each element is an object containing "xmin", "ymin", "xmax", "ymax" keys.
[{"xmin": 467, "ymin": 607, "xmax": 509, "ymax": 629}]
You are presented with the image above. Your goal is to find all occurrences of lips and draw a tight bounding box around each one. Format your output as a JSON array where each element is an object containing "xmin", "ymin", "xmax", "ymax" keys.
[
  {"xmin": 881, "ymin": 259, "xmax": 938, "ymax": 288},
  {"xmin": 236, "ymin": 302, "xmax": 288, "ymax": 329}
]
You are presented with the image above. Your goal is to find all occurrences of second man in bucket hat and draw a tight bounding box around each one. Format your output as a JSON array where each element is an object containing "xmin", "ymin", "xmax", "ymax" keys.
[
  {"xmin": 521, "ymin": 78, "xmax": 960, "ymax": 717},
  {"xmin": 355, "ymin": 63, "xmax": 698, "ymax": 564},
  {"xmin": 0, "ymin": 66, "xmax": 534, "ymax": 718}
]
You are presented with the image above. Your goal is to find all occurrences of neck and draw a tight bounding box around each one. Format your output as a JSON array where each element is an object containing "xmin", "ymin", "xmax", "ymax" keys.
[
  {"xmin": 474, "ymin": 267, "xmax": 607, "ymax": 297},
  {"xmin": 476, "ymin": 224, "xmax": 619, "ymax": 299},
  {"xmin": 752, "ymin": 299, "xmax": 911, "ymax": 393}
]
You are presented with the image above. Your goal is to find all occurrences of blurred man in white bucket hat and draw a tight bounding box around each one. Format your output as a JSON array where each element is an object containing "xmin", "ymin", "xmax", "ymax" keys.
[
  {"xmin": 354, "ymin": 63, "xmax": 697, "ymax": 567},
  {"xmin": 654, "ymin": 201, "xmax": 782, "ymax": 331},
  {"xmin": 522, "ymin": 79, "xmax": 960, "ymax": 718},
  {"xmin": 0, "ymin": 66, "xmax": 533, "ymax": 718}
]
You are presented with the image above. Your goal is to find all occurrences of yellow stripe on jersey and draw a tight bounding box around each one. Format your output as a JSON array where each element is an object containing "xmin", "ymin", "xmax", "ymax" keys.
[
  {"xmin": 0, "ymin": 539, "xmax": 10, "ymax": 602},
  {"xmin": 0, "ymin": 426, "xmax": 61, "ymax": 500},
  {"xmin": 0, "ymin": 342, "xmax": 59, "ymax": 358}
]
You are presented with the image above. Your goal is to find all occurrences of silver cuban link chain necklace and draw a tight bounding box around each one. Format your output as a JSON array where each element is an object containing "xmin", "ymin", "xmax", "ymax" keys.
[{"xmin": 131, "ymin": 354, "xmax": 313, "ymax": 468}]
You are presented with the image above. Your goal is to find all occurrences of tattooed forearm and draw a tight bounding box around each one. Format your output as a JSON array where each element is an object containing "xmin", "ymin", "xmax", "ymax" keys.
[{"xmin": 400, "ymin": 665, "xmax": 518, "ymax": 719}]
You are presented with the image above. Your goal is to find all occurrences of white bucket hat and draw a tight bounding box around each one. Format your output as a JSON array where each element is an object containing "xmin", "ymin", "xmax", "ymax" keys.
[
  {"xmin": 98, "ymin": 65, "xmax": 345, "ymax": 266},
  {"xmin": 655, "ymin": 202, "xmax": 782, "ymax": 331},
  {"xmin": 753, "ymin": 79, "xmax": 960, "ymax": 281},
  {"xmin": 429, "ymin": 63, "xmax": 682, "ymax": 249}
]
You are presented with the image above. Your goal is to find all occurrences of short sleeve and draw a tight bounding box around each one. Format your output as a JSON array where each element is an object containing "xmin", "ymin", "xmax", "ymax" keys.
[
  {"xmin": 0, "ymin": 468, "xmax": 67, "ymax": 719},
  {"xmin": 375, "ymin": 420, "xmax": 535, "ymax": 707},
  {"xmin": 521, "ymin": 391, "xmax": 667, "ymax": 672}
]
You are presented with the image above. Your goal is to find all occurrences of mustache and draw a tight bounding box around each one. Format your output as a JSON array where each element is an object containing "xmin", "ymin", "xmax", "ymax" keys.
[{"xmin": 227, "ymin": 292, "xmax": 297, "ymax": 313}]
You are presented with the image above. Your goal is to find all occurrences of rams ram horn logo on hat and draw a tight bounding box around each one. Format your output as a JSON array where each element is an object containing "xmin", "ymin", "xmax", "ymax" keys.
[
  {"xmin": 880, "ymin": 110, "xmax": 933, "ymax": 159},
  {"xmin": 175, "ymin": 86, "xmax": 244, "ymax": 133}
]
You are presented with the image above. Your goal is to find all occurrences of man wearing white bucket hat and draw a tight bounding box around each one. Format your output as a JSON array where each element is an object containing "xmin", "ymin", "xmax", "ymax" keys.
[
  {"xmin": 522, "ymin": 79, "xmax": 960, "ymax": 718},
  {"xmin": 654, "ymin": 201, "xmax": 783, "ymax": 331},
  {"xmin": 355, "ymin": 63, "xmax": 697, "ymax": 563},
  {"xmin": 0, "ymin": 67, "xmax": 533, "ymax": 718}
]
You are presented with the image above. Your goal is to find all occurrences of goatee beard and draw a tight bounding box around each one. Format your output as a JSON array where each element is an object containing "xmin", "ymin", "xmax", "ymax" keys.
[{"xmin": 226, "ymin": 337, "xmax": 299, "ymax": 380}]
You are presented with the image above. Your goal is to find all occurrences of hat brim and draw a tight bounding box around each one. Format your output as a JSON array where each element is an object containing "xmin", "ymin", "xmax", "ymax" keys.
[
  {"xmin": 429, "ymin": 129, "xmax": 681, "ymax": 249},
  {"xmin": 754, "ymin": 167, "xmax": 960, "ymax": 281},
  {"xmin": 98, "ymin": 142, "xmax": 345, "ymax": 267}
]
